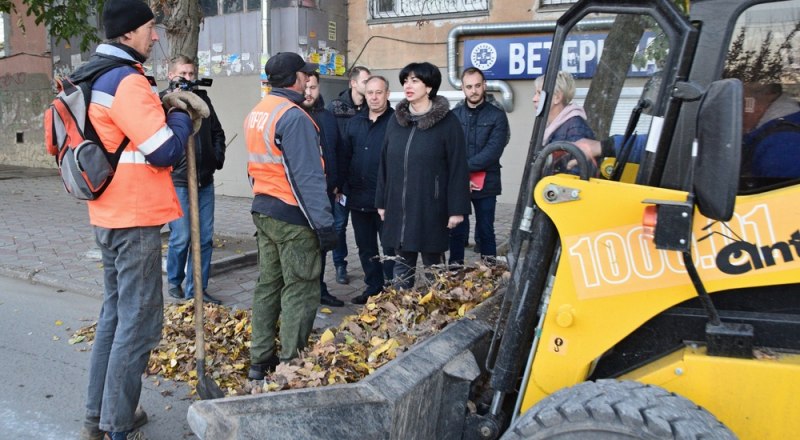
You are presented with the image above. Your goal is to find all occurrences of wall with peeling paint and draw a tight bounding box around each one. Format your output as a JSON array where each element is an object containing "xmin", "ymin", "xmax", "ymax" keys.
[{"xmin": 0, "ymin": 72, "xmax": 53, "ymax": 167}]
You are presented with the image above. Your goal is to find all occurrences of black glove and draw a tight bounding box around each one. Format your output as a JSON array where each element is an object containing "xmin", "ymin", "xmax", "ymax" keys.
[{"xmin": 316, "ymin": 226, "xmax": 338, "ymax": 253}]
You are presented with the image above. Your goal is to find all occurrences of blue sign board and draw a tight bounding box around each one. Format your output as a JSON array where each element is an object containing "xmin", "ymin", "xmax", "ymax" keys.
[{"xmin": 464, "ymin": 33, "xmax": 658, "ymax": 80}]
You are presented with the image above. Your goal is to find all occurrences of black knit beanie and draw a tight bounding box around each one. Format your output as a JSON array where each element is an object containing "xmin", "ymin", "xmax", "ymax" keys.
[{"xmin": 103, "ymin": 0, "xmax": 155, "ymax": 39}]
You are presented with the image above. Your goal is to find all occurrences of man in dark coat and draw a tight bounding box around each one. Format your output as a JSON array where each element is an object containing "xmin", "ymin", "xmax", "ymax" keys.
[
  {"xmin": 163, "ymin": 54, "xmax": 226, "ymax": 305},
  {"xmin": 303, "ymin": 71, "xmax": 345, "ymax": 307},
  {"xmin": 376, "ymin": 62, "xmax": 470, "ymax": 289},
  {"xmin": 340, "ymin": 75, "xmax": 396, "ymax": 304},
  {"xmin": 326, "ymin": 66, "xmax": 371, "ymax": 285},
  {"xmin": 448, "ymin": 67, "xmax": 510, "ymax": 264}
]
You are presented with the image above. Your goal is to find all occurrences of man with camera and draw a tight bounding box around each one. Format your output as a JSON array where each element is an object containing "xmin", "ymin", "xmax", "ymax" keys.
[{"xmin": 162, "ymin": 55, "xmax": 227, "ymax": 305}]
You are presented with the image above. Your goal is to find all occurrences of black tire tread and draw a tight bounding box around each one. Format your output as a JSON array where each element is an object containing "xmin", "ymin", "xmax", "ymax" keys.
[{"xmin": 501, "ymin": 380, "xmax": 736, "ymax": 440}]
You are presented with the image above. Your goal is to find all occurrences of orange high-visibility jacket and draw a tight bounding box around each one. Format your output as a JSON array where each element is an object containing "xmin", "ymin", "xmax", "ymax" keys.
[
  {"xmin": 246, "ymin": 95, "xmax": 312, "ymax": 206},
  {"xmin": 86, "ymin": 47, "xmax": 190, "ymax": 228},
  {"xmin": 245, "ymin": 91, "xmax": 334, "ymax": 231}
]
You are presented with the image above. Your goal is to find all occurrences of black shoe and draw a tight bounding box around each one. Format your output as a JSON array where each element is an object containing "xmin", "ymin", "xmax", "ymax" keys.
[
  {"xmin": 335, "ymin": 266, "xmax": 349, "ymax": 284},
  {"xmin": 167, "ymin": 284, "xmax": 183, "ymax": 300},
  {"xmin": 187, "ymin": 292, "xmax": 222, "ymax": 305},
  {"xmin": 248, "ymin": 355, "xmax": 280, "ymax": 380},
  {"xmin": 350, "ymin": 292, "xmax": 374, "ymax": 305},
  {"xmin": 321, "ymin": 292, "xmax": 344, "ymax": 307}
]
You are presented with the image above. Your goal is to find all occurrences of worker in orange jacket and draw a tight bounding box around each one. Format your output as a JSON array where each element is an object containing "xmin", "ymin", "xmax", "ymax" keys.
[
  {"xmin": 75, "ymin": 1, "xmax": 207, "ymax": 439},
  {"xmin": 244, "ymin": 52, "xmax": 336, "ymax": 380}
]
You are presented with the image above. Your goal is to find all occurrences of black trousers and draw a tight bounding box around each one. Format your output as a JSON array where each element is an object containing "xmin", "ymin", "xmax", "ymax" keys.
[{"xmin": 351, "ymin": 209, "xmax": 395, "ymax": 295}]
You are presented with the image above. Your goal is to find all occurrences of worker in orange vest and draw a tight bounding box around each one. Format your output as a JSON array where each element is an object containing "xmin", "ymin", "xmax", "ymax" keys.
[{"xmin": 244, "ymin": 52, "xmax": 337, "ymax": 380}]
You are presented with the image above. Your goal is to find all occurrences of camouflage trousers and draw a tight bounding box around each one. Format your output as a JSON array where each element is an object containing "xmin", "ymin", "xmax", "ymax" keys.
[{"xmin": 250, "ymin": 213, "xmax": 321, "ymax": 364}]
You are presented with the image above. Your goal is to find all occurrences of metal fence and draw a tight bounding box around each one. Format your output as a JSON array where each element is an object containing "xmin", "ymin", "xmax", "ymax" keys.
[{"xmin": 369, "ymin": 0, "xmax": 489, "ymax": 20}]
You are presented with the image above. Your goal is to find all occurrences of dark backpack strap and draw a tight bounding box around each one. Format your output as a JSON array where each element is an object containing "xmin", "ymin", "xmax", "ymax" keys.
[
  {"xmin": 109, "ymin": 138, "xmax": 129, "ymax": 168},
  {"xmin": 75, "ymin": 59, "xmax": 136, "ymax": 162}
]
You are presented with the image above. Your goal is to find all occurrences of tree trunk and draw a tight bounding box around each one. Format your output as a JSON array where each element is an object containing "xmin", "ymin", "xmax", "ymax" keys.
[
  {"xmin": 153, "ymin": 0, "xmax": 202, "ymax": 60},
  {"xmin": 583, "ymin": 14, "xmax": 646, "ymax": 140}
]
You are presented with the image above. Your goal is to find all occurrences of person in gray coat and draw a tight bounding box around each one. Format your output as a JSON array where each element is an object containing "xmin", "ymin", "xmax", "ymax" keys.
[{"xmin": 376, "ymin": 62, "xmax": 470, "ymax": 289}]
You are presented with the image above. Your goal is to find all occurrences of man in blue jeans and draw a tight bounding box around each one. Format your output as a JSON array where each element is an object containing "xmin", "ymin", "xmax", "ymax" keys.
[
  {"xmin": 163, "ymin": 55, "xmax": 227, "ymax": 305},
  {"xmin": 449, "ymin": 67, "xmax": 510, "ymax": 265},
  {"xmin": 73, "ymin": 1, "xmax": 204, "ymax": 438}
]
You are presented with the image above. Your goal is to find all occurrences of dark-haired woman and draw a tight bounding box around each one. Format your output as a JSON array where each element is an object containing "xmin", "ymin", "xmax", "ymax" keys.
[{"xmin": 376, "ymin": 62, "xmax": 470, "ymax": 289}]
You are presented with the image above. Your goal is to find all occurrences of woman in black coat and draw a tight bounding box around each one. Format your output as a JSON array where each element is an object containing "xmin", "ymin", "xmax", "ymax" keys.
[{"xmin": 375, "ymin": 62, "xmax": 470, "ymax": 289}]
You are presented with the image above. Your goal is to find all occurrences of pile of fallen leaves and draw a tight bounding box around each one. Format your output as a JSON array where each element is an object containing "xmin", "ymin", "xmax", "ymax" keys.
[{"xmin": 70, "ymin": 262, "xmax": 507, "ymax": 397}]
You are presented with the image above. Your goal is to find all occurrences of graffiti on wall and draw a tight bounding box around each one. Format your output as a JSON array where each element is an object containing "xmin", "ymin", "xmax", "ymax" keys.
[{"xmin": 0, "ymin": 73, "xmax": 27, "ymax": 90}]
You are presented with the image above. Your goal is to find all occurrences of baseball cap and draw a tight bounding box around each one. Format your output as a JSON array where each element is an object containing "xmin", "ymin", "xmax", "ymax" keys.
[{"xmin": 264, "ymin": 52, "xmax": 318, "ymax": 87}]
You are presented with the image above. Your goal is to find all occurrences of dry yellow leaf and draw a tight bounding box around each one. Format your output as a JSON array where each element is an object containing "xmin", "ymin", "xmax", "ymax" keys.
[
  {"xmin": 369, "ymin": 336, "xmax": 385, "ymax": 347},
  {"xmin": 319, "ymin": 329, "xmax": 335, "ymax": 344},
  {"xmin": 368, "ymin": 338, "xmax": 398, "ymax": 362},
  {"xmin": 320, "ymin": 307, "xmax": 333, "ymax": 314},
  {"xmin": 419, "ymin": 291, "xmax": 434, "ymax": 305},
  {"xmin": 360, "ymin": 314, "xmax": 377, "ymax": 324}
]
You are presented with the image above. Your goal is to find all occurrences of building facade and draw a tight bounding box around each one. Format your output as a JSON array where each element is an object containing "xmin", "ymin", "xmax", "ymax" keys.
[{"xmin": 0, "ymin": 0, "xmax": 53, "ymax": 167}]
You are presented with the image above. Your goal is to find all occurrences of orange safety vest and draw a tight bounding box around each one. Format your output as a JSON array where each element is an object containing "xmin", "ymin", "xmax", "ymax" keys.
[
  {"xmin": 244, "ymin": 95, "xmax": 322, "ymax": 206},
  {"xmin": 87, "ymin": 66, "xmax": 181, "ymax": 228}
]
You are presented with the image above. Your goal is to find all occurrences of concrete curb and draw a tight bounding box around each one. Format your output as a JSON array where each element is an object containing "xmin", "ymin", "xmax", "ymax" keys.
[
  {"xmin": 0, "ymin": 265, "xmax": 103, "ymax": 298},
  {"xmin": 1, "ymin": 251, "xmax": 257, "ymax": 301},
  {"xmin": 209, "ymin": 250, "xmax": 258, "ymax": 276},
  {"xmin": 187, "ymin": 295, "xmax": 500, "ymax": 439}
]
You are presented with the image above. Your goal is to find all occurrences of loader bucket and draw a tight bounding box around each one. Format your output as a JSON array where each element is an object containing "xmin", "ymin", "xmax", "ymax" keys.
[{"xmin": 187, "ymin": 296, "xmax": 499, "ymax": 439}]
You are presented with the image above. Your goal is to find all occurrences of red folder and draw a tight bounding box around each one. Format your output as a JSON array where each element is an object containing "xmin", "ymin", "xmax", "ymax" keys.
[{"xmin": 470, "ymin": 171, "xmax": 486, "ymax": 191}]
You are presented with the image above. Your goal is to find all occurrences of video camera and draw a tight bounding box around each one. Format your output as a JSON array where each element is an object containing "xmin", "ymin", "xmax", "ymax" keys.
[{"xmin": 168, "ymin": 77, "xmax": 213, "ymax": 92}]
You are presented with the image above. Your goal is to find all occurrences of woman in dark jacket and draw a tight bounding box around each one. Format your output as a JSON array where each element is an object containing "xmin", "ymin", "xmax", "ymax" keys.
[{"xmin": 375, "ymin": 62, "xmax": 470, "ymax": 289}]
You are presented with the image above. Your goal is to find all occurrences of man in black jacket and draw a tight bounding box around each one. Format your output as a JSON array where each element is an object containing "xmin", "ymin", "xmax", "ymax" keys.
[
  {"xmin": 326, "ymin": 66, "xmax": 371, "ymax": 285},
  {"xmin": 448, "ymin": 67, "xmax": 510, "ymax": 264},
  {"xmin": 303, "ymin": 71, "xmax": 345, "ymax": 307},
  {"xmin": 341, "ymin": 76, "xmax": 396, "ymax": 304},
  {"xmin": 163, "ymin": 55, "xmax": 226, "ymax": 305}
]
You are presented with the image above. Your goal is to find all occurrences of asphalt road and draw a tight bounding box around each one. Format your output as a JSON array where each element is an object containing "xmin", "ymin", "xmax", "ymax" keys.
[{"xmin": 0, "ymin": 276, "xmax": 197, "ymax": 439}]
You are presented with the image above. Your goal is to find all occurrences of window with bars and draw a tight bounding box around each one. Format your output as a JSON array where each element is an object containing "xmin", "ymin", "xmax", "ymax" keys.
[
  {"xmin": 540, "ymin": 0, "xmax": 578, "ymax": 6},
  {"xmin": 201, "ymin": 0, "xmax": 261, "ymax": 16},
  {"xmin": 369, "ymin": 0, "xmax": 489, "ymax": 20}
]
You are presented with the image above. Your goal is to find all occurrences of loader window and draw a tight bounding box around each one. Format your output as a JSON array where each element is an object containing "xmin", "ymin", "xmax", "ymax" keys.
[
  {"xmin": 725, "ymin": 0, "xmax": 800, "ymax": 192},
  {"xmin": 563, "ymin": 13, "xmax": 669, "ymax": 142},
  {"xmin": 536, "ymin": 12, "xmax": 674, "ymax": 181}
]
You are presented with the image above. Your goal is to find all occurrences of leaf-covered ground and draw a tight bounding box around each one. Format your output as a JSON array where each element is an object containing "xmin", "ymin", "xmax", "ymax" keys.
[{"xmin": 71, "ymin": 262, "xmax": 508, "ymax": 397}]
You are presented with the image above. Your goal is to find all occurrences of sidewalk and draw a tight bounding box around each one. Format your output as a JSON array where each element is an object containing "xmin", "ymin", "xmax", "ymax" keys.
[{"xmin": 0, "ymin": 165, "xmax": 514, "ymax": 327}]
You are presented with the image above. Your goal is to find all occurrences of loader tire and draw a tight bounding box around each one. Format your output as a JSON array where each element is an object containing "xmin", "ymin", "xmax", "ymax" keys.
[{"xmin": 501, "ymin": 379, "xmax": 736, "ymax": 440}]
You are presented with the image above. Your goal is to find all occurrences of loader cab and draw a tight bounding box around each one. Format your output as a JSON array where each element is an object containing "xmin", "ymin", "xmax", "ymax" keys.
[
  {"xmin": 530, "ymin": 0, "xmax": 698, "ymax": 187},
  {"xmin": 500, "ymin": 0, "xmax": 800, "ymax": 439}
]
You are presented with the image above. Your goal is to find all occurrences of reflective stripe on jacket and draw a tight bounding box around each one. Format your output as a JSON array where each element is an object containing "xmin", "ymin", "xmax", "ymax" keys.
[
  {"xmin": 245, "ymin": 90, "xmax": 334, "ymax": 231},
  {"xmin": 86, "ymin": 45, "xmax": 191, "ymax": 228},
  {"xmin": 246, "ymin": 95, "xmax": 311, "ymax": 206}
]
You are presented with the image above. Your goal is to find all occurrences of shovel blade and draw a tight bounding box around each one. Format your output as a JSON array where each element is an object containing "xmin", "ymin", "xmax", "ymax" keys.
[{"xmin": 196, "ymin": 359, "xmax": 225, "ymax": 400}]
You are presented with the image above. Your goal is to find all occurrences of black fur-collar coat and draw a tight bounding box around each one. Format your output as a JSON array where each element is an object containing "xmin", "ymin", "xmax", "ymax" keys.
[{"xmin": 375, "ymin": 96, "xmax": 470, "ymax": 253}]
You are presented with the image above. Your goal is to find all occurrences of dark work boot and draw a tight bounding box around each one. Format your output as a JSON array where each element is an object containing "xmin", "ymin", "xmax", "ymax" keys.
[
  {"xmin": 167, "ymin": 284, "xmax": 183, "ymax": 300},
  {"xmin": 248, "ymin": 354, "xmax": 280, "ymax": 380},
  {"xmin": 80, "ymin": 405, "xmax": 148, "ymax": 440},
  {"xmin": 335, "ymin": 266, "xmax": 349, "ymax": 284},
  {"xmin": 321, "ymin": 291, "xmax": 344, "ymax": 307}
]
